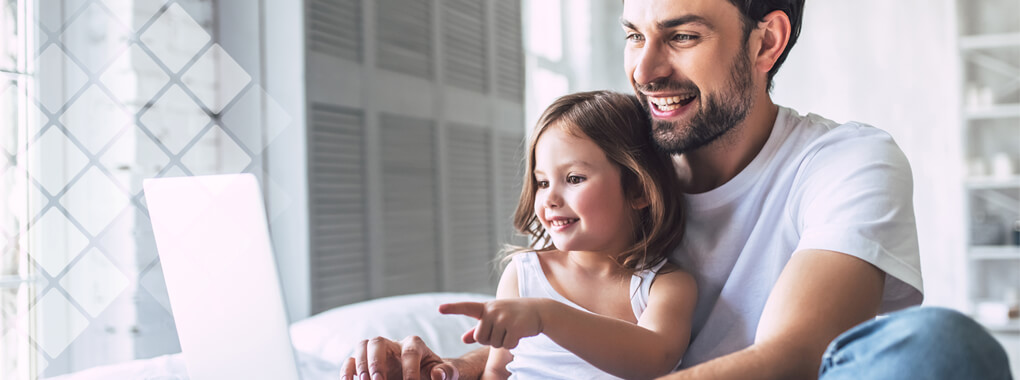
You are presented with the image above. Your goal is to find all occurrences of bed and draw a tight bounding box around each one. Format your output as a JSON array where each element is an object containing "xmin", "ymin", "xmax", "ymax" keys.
[{"xmin": 47, "ymin": 292, "xmax": 494, "ymax": 380}]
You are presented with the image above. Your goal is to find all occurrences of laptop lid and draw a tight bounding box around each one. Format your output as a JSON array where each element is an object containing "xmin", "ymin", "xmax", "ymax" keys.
[{"xmin": 143, "ymin": 174, "xmax": 300, "ymax": 380}]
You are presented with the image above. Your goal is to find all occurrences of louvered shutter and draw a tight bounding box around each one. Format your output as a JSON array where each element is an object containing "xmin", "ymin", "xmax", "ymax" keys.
[
  {"xmin": 380, "ymin": 113, "xmax": 440, "ymax": 295},
  {"xmin": 446, "ymin": 123, "xmax": 494, "ymax": 292},
  {"xmin": 309, "ymin": 104, "xmax": 369, "ymax": 313},
  {"xmin": 497, "ymin": 130, "xmax": 528, "ymax": 249},
  {"xmin": 377, "ymin": 0, "xmax": 433, "ymax": 79},
  {"xmin": 443, "ymin": 0, "xmax": 487, "ymax": 92},
  {"xmin": 307, "ymin": 0, "xmax": 363, "ymax": 62},
  {"xmin": 495, "ymin": 0, "xmax": 524, "ymax": 102}
]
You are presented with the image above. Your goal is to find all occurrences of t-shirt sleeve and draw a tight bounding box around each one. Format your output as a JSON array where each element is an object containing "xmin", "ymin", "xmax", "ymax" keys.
[{"xmin": 791, "ymin": 123, "xmax": 923, "ymax": 313}]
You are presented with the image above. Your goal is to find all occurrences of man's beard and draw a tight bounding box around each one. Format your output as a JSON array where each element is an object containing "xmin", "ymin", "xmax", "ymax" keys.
[{"xmin": 639, "ymin": 49, "xmax": 755, "ymax": 155}]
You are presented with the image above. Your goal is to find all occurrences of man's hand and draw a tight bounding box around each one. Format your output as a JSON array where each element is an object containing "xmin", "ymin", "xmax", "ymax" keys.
[
  {"xmin": 439, "ymin": 299, "xmax": 548, "ymax": 349},
  {"xmin": 339, "ymin": 335, "xmax": 458, "ymax": 380}
]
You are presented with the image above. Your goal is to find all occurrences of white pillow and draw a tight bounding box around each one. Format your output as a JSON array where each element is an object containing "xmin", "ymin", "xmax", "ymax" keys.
[{"xmin": 289, "ymin": 292, "xmax": 495, "ymax": 365}]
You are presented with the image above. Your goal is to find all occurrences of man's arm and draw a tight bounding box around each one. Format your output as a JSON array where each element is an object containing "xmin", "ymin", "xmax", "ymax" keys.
[{"xmin": 660, "ymin": 249, "xmax": 885, "ymax": 380}]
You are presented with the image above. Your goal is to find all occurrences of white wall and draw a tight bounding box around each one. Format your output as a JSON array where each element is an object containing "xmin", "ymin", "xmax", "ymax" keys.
[
  {"xmin": 575, "ymin": 0, "xmax": 967, "ymax": 308},
  {"xmin": 772, "ymin": 0, "xmax": 966, "ymax": 309},
  {"xmin": 263, "ymin": 0, "xmax": 310, "ymax": 321}
]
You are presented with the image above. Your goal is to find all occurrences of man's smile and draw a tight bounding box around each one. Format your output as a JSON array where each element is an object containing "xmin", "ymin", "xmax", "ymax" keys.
[{"xmin": 647, "ymin": 93, "xmax": 698, "ymax": 118}]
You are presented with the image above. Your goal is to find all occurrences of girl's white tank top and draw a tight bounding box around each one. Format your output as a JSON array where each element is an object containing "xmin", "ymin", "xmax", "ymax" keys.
[{"xmin": 505, "ymin": 251, "xmax": 674, "ymax": 379}]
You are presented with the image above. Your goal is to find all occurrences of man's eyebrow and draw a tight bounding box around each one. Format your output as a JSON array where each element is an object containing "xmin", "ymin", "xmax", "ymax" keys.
[{"xmin": 620, "ymin": 15, "xmax": 715, "ymax": 31}]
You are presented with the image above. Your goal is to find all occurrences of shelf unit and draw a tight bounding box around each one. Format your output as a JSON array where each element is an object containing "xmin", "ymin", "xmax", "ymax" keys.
[{"xmin": 956, "ymin": 0, "xmax": 1020, "ymax": 338}]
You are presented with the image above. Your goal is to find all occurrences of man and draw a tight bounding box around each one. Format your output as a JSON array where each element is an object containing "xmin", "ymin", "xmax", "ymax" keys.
[{"xmin": 341, "ymin": 0, "xmax": 1012, "ymax": 379}]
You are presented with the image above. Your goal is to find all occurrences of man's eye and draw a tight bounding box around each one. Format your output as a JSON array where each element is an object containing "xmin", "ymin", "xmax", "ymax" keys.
[
  {"xmin": 536, "ymin": 180, "xmax": 549, "ymax": 189},
  {"xmin": 672, "ymin": 33, "xmax": 698, "ymax": 42},
  {"xmin": 566, "ymin": 175, "xmax": 585, "ymax": 184},
  {"xmin": 625, "ymin": 33, "xmax": 644, "ymax": 43}
]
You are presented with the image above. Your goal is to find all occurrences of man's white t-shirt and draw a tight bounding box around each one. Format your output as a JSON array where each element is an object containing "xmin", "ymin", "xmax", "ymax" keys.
[{"xmin": 674, "ymin": 106, "xmax": 924, "ymax": 367}]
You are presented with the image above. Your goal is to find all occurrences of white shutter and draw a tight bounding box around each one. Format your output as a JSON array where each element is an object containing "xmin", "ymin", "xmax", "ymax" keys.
[
  {"xmin": 495, "ymin": 0, "xmax": 524, "ymax": 102},
  {"xmin": 496, "ymin": 130, "xmax": 528, "ymax": 249},
  {"xmin": 443, "ymin": 0, "xmax": 487, "ymax": 92},
  {"xmin": 380, "ymin": 113, "xmax": 440, "ymax": 296},
  {"xmin": 309, "ymin": 103, "xmax": 369, "ymax": 313},
  {"xmin": 307, "ymin": 0, "xmax": 363, "ymax": 62},
  {"xmin": 445, "ymin": 123, "xmax": 494, "ymax": 292},
  {"xmin": 376, "ymin": 0, "xmax": 433, "ymax": 79}
]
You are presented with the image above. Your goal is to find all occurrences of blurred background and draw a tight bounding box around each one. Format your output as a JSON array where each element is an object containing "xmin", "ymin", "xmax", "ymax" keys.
[{"xmin": 0, "ymin": 0, "xmax": 1017, "ymax": 378}]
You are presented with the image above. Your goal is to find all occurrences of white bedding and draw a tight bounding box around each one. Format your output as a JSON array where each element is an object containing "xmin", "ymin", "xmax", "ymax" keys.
[{"xmin": 47, "ymin": 292, "xmax": 493, "ymax": 380}]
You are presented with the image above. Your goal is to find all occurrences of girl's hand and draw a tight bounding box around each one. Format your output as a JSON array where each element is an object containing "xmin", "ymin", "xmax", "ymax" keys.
[{"xmin": 439, "ymin": 299, "xmax": 551, "ymax": 349}]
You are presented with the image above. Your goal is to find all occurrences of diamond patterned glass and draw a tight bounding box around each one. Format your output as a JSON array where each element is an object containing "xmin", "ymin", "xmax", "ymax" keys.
[
  {"xmin": 35, "ymin": 45, "xmax": 89, "ymax": 113},
  {"xmin": 100, "ymin": 0, "xmax": 168, "ymax": 32},
  {"xmin": 140, "ymin": 84, "xmax": 211, "ymax": 155},
  {"xmin": 180, "ymin": 124, "xmax": 251, "ymax": 176},
  {"xmin": 59, "ymin": 3, "xmax": 132, "ymax": 75},
  {"xmin": 0, "ymin": 79, "xmax": 18, "ymax": 156},
  {"xmin": 25, "ymin": 208, "xmax": 88, "ymax": 276},
  {"xmin": 59, "ymin": 167, "xmax": 131, "ymax": 236},
  {"xmin": 58, "ymin": 248, "xmax": 129, "ymax": 317},
  {"xmin": 100, "ymin": 44, "xmax": 170, "ymax": 114},
  {"xmin": 58, "ymin": 85, "xmax": 133, "ymax": 154},
  {"xmin": 182, "ymin": 43, "xmax": 251, "ymax": 114},
  {"xmin": 99, "ymin": 125, "xmax": 171, "ymax": 195},
  {"xmin": 31, "ymin": 290, "xmax": 90, "ymax": 357},
  {"xmin": 14, "ymin": 1, "xmax": 293, "ymax": 376},
  {"xmin": 37, "ymin": 0, "xmax": 90, "ymax": 34},
  {"xmin": 27, "ymin": 128, "xmax": 89, "ymax": 195},
  {"xmin": 1, "ymin": 0, "xmax": 17, "ymax": 72},
  {"xmin": 139, "ymin": 3, "xmax": 210, "ymax": 73}
]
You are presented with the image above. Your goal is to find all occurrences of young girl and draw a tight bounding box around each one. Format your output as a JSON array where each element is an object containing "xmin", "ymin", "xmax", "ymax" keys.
[{"xmin": 440, "ymin": 90, "xmax": 696, "ymax": 379}]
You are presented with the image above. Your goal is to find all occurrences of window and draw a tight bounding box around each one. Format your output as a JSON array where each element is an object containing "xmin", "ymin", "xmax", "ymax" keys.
[{"xmin": 2, "ymin": 1, "xmax": 281, "ymax": 377}]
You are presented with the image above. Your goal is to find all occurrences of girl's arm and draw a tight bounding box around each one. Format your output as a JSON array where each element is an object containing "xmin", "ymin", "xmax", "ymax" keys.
[
  {"xmin": 443, "ymin": 265, "xmax": 698, "ymax": 380},
  {"xmin": 478, "ymin": 260, "xmax": 520, "ymax": 380}
]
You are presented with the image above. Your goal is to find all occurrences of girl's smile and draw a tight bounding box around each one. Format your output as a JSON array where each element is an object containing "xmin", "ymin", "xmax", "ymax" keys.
[{"xmin": 533, "ymin": 123, "xmax": 636, "ymax": 255}]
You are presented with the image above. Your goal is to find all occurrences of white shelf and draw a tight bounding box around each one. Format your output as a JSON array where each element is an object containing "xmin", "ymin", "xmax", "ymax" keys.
[
  {"xmin": 965, "ymin": 176, "xmax": 1020, "ymax": 189},
  {"xmin": 965, "ymin": 103, "xmax": 1020, "ymax": 120},
  {"xmin": 983, "ymin": 320, "xmax": 1020, "ymax": 333},
  {"xmin": 969, "ymin": 246, "xmax": 1020, "ymax": 260},
  {"xmin": 960, "ymin": 32, "xmax": 1020, "ymax": 50}
]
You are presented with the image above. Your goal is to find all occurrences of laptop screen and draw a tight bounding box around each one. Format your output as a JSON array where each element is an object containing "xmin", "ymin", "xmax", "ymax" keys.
[{"xmin": 144, "ymin": 174, "xmax": 301, "ymax": 380}]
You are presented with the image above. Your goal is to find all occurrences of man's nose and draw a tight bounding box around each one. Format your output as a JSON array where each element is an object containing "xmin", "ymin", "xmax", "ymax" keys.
[{"xmin": 633, "ymin": 43, "xmax": 673, "ymax": 87}]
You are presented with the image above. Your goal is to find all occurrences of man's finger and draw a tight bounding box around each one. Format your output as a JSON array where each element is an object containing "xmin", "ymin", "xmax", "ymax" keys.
[
  {"xmin": 460, "ymin": 327, "xmax": 477, "ymax": 344},
  {"xmin": 400, "ymin": 336, "xmax": 427, "ymax": 380},
  {"xmin": 354, "ymin": 339, "xmax": 369, "ymax": 379},
  {"xmin": 340, "ymin": 356, "xmax": 357, "ymax": 380},
  {"xmin": 430, "ymin": 362, "xmax": 458, "ymax": 380},
  {"xmin": 366, "ymin": 337, "xmax": 395, "ymax": 380},
  {"xmin": 438, "ymin": 302, "xmax": 485, "ymax": 319}
]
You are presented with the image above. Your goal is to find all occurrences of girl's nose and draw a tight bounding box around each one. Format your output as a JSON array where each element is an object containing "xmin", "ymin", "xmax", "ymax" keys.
[{"xmin": 543, "ymin": 186, "xmax": 562, "ymax": 209}]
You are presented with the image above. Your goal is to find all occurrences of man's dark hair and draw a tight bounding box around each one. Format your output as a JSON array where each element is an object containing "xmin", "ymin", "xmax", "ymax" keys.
[{"xmin": 728, "ymin": 0, "xmax": 805, "ymax": 91}]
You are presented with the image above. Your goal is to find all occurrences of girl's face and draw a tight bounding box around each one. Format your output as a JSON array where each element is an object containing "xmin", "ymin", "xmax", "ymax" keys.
[{"xmin": 533, "ymin": 124, "xmax": 636, "ymax": 255}]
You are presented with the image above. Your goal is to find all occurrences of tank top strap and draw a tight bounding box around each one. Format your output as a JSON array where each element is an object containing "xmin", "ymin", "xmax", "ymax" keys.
[{"xmin": 629, "ymin": 259, "xmax": 668, "ymax": 320}]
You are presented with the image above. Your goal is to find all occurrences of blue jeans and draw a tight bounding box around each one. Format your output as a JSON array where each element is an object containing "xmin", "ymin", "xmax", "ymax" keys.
[{"xmin": 819, "ymin": 307, "xmax": 1013, "ymax": 379}]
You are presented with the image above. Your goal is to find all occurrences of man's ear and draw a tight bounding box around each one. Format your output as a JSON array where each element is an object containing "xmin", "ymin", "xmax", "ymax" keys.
[{"xmin": 753, "ymin": 10, "xmax": 792, "ymax": 75}]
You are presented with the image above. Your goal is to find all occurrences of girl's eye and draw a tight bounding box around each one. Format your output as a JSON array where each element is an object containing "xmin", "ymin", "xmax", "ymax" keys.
[
  {"xmin": 536, "ymin": 180, "xmax": 549, "ymax": 189},
  {"xmin": 566, "ymin": 175, "xmax": 585, "ymax": 184}
]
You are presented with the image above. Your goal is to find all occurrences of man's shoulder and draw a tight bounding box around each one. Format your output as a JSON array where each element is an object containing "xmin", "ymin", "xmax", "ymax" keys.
[{"xmin": 778, "ymin": 107, "xmax": 907, "ymax": 169}]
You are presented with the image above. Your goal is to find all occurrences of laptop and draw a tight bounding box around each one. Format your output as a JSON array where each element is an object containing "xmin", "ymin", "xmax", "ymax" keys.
[{"xmin": 143, "ymin": 173, "xmax": 302, "ymax": 380}]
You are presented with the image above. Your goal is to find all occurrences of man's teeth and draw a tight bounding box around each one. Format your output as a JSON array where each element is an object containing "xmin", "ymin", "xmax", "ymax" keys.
[
  {"xmin": 550, "ymin": 218, "xmax": 578, "ymax": 227},
  {"xmin": 649, "ymin": 95, "xmax": 695, "ymax": 111}
]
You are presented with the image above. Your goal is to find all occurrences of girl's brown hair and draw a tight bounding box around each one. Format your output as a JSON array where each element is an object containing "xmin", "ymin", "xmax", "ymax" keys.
[{"xmin": 508, "ymin": 90, "xmax": 685, "ymax": 273}]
